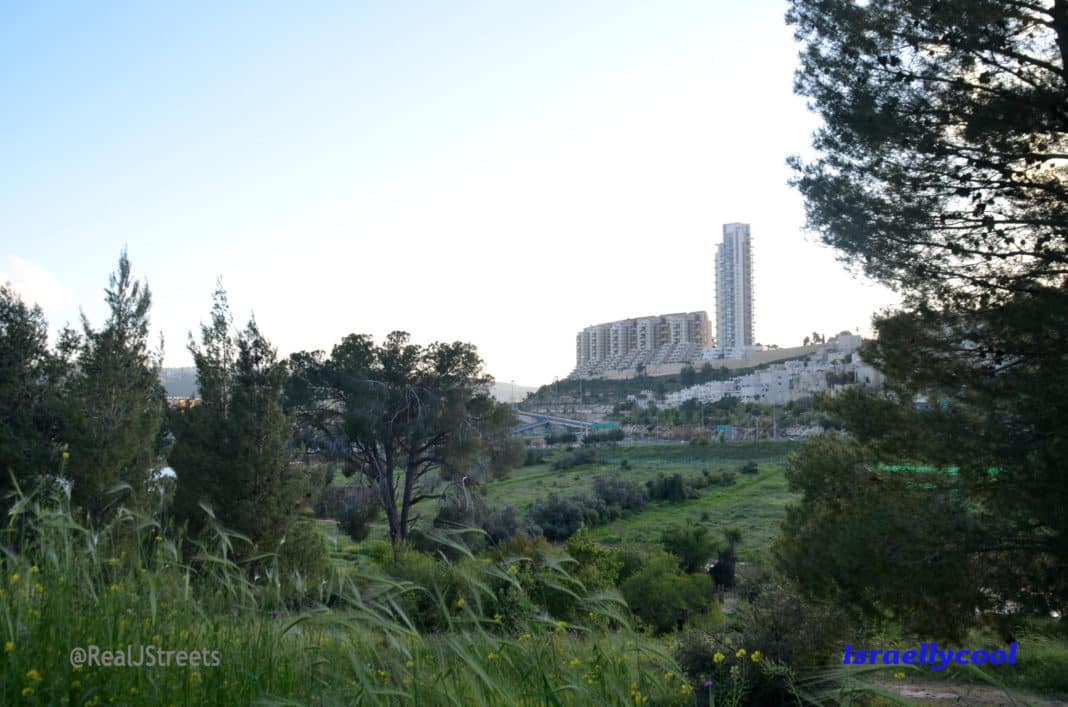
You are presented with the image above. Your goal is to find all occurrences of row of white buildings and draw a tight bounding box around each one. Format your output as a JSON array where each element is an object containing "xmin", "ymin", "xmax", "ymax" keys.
[{"xmin": 660, "ymin": 334, "xmax": 883, "ymax": 407}]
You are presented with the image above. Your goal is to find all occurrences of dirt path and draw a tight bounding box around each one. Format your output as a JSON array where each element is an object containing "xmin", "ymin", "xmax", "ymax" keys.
[{"xmin": 882, "ymin": 680, "xmax": 1068, "ymax": 706}]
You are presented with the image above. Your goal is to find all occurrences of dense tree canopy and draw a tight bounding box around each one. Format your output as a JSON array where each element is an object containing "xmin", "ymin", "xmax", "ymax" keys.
[
  {"xmin": 789, "ymin": 0, "xmax": 1068, "ymax": 305},
  {"xmin": 780, "ymin": 0, "xmax": 1068, "ymax": 636},
  {"xmin": 0, "ymin": 285, "xmax": 70, "ymax": 505},
  {"xmin": 286, "ymin": 332, "xmax": 523, "ymax": 544}
]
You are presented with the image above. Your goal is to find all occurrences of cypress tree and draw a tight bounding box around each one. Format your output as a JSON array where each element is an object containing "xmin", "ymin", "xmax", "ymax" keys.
[{"xmin": 64, "ymin": 251, "xmax": 165, "ymax": 519}]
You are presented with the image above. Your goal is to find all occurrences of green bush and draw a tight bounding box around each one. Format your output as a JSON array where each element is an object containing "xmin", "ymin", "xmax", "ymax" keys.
[
  {"xmin": 592, "ymin": 475, "xmax": 648, "ymax": 512},
  {"xmin": 335, "ymin": 495, "xmax": 381, "ymax": 542},
  {"xmin": 525, "ymin": 494, "xmax": 606, "ymax": 541},
  {"xmin": 620, "ymin": 551, "xmax": 714, "ymax": 634},
  {"xmin": 550, "ymin": 448, "xmax": 597, "ymax": 470},
  {"xmin": 661, "ymin": 525, "xmax": 719, "ymax": 574},
  {"xmin": 524, "ymin": 447, "xmax": 550, "ymax": 466}
]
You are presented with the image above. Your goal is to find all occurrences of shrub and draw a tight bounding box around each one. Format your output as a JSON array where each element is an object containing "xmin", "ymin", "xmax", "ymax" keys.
[
  {"xmin": 661, "ymin": 525, "xmax": 719, "ymax": 573},
  {"xmin": 582, "ymin": 428, "xmax": 624, "ymax": 444},
  {"xmin": 526, "ymin": 494, "xmax": 605, "ymax": 541},
  {"xmin": 620, "ymin": 552, "xmax": 713, "ymax": 634},
  {"xmin": 545, "ymin": 432, "xmax": 578, "ymax": 445},
  {"xmin": 738, "ymin": 461, "xmax": 759, "ymax": 475},
  {"xmin": 524, "ymin": 447, "xmax": 550, "ymax": 466},
  {"xmin": 738, "ymin": 578, "xmax": 851, "ymax": 670},
  {"xmin": 336, "ymin": 491, "xmax": 381, "ymax": 542},
  {"xmin": 551, "ymin": 448, "xmax": 597, "ymax": 470},
  {"xmin": 592, "ymin": 475, "xmax": 648, "ymax": 512},
  {"xmin": 565, "ymin": 528, "xmax": 623, "ymax": 592},
  {"xmin": 646, "ymin": 473, "xmax": 688, "ymax": 503}
]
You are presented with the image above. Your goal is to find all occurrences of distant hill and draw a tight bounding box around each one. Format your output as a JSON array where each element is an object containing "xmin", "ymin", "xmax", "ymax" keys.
[
  {"xmin": 162, "ymin": 367, "xmax": 534, "ymax": 404},
  {"xmin": 160, "ymin": 367, "xmax": 197, "ymax": 398}
]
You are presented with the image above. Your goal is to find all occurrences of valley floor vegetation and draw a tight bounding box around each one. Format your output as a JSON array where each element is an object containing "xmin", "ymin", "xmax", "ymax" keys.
[{"xmin": 3, "ymin": 254, "xmax": 1068, "ymax": 706}]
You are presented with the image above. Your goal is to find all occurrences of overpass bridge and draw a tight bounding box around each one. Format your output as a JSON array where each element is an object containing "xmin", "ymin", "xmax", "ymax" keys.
[{"xmin": 513, "ymin": 411, "xmax": 593, "ymax": 436}]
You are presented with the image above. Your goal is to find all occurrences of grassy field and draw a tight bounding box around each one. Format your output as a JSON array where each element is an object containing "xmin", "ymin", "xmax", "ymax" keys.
[{"xmin": 482, "ymin": 441, "xmax": 800, "ymax": 560}]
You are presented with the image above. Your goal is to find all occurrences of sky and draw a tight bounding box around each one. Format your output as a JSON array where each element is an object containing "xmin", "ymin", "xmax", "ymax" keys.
[{"xmin": 1, "ymin": 1, "xmax": 899, "ymax": 386}]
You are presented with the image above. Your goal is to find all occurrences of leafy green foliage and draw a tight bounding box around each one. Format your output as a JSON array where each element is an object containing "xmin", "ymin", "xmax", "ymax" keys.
[
  {"xmin": 784, "ymin": 0, "xmax": 1068, "ymax": 635},
  {"xmin": 582, "ymin": 428, "xmax": 624, "ymax": 444},
  {"xmin": 776, "ymin": 435, "xmax": 987, "ymax": 639},
  {"xmin": 526, "ymin": 493, "xmax": 606, "ymax": 541},
  {"xmin": 336, "ymin": 489, "xmax": 381, "ymax": 542},
  {"xmin": 661, "ymin": 525, "xmax": 719, "ymax": 574},
  {"xmin": 550, "ymin": 448, "xmax": 596, "ymax": 470},
  {"xmin": 170, "ymin": 285, "xmax": 314, "ymax": 564},
  {"xmin": 63, "ymin": 251, "xmax": 165, "ymax": 518},
  {"xmin": 620, "ymin": 551, "xmax": 714, "ymax": 635},
  {"xmin": 591, "ymin": 475, "xmax": 648, "ymax": 512},
  {"xmin": 0, "ymin": 285, "xmax": 69, "ymax": 507},
  {"xmin": 286, "ymin": 332, "xmax": 523, "ymax": 544},
  {"xmin": 646, "ymin": 473, "xmax": 689, "ymax": 503}
]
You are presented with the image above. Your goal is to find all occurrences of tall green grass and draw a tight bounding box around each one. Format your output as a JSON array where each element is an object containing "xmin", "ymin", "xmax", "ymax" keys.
[{"xmin": 0, "ymin": 483, "xmax": 696, "ymax": 705}]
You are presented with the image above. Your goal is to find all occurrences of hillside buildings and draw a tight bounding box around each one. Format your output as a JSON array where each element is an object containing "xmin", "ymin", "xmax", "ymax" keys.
[
  {"xmin": 573, "ymin": 312, "xmax": 712, "ymax": 378},
  {"xmin": 715, "ymin": 223, "xmax": 754, "ymax": 352},
  {"xmin": 569, "ymin": 222, "xmax": 863, "ymax": 383},
  {"xmin": 661, "ymin": 333, "xmax": 881, "ymax": 407}
]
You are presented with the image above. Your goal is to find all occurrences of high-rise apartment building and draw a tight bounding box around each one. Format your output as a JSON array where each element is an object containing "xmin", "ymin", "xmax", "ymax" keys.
[
  {"xmin": 715, "ymin": 223, "xmax": 754, "ymax": 350},
  {"xmin": 573, "ymin": 312, "xmax": 712, "ymax": 377}
]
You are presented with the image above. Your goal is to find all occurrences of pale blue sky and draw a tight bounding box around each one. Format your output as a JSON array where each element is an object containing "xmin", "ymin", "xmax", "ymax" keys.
[{"xmin": 1, "ymin": 1, "xmax": 897, "ymax": 385}]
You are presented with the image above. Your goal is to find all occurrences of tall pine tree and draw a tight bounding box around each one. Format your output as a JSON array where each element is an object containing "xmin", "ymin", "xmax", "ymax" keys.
[
  {"xmin": 0, "ymin": 285, "xmax": 71, "ymax": 507},
  {"xmin": 64, "ymin": 251, "xmax": 165, "ymax": 519},
  {"xmin": 170, "ymin": 285, "xmax": 310, "ymax": 554},
  {"xmin": 778, "ymin": 0, "xmax": 1068, "ymax": 637}
]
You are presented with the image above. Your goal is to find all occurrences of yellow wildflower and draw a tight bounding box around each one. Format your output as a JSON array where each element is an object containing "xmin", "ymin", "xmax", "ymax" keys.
[
  {"xmin": 730, "ymin": 665, "xmax": 740, "ymax": 677},
  {"xmin": 455, "ymin": 598, "xmax": 465, "ymax": 609},
  {"xmin": 568, "ymin": 658, "xmax": 581, "ymax": 668},
  {"xmin": 189, "ymin": 671, "xmax": 202, "ymax": 687},
  {"xmin": 9, "ymin": 573, "xmax": 19, "ymax": 585},
  {"xmin": 30, "ymin": 565, "xmax": 39, "ymax": 575},
  {"xmin": 179, "ymin": 630, "xmax": 190, "ymax": 640},
  {"xmin": 493, "ymin": 613, "xmax": 503, "ymax": 624},
  {"xmin": 109, "ymin": 584, "xmax": 123, "ymax": 594},
  {"xmin": 518, "ymin": 633, "xmax": 531, "ymax": 642},
  {"xmin": 4, "ymin": 641, "xmax": 13, "ymax": 652},
  {"xmin": 487, "ymin": 651, "xmax": 499, "ymax": 661},
  {"xmin": 105, "ymin": 558, "xmax": 119, "ymax": 567},
  {"xmin": 507, "ymin": 564, "xmax": 519, "ymax": 576},
  {"xmin": 679, "ymin": 683, "xmax": 694, "ymax": 695},
  {"xmin": 713, "ymin": 652, "xmax": 725, "ymax": 664},
  {"xmin": 735, "ymin": 648, "xmax": 747, "ymax": 658},
  {"xmin": 72, "ymin": 680, "xmax": 81, "ymax": 689},
  {"xmin": 405, "ymin": 660, "xmax": 414, "ymax": 669},
  {"xmin": 62, "ymin": 451, "xmax": 70, "ymax": 460},
  {"xmin": 894, "ymin": 671, "xmax": 906, "ymax": 680},
  {"xmin": 377, "ymin": 669, "xmax": 389, "ymax": 681},
  {"xmin": 751, "ymin": 650, "xmax": 762, "ymax": 662},
  {"xmin": 26, "ymin": 669, "xmax": 42, "ymax": 682},
  {"xmin": 21, "ymin": 687, "xmax": 33, "ymax": 698},
  {"xmin": 403, "ymin": 676, "xmax": 413, "ymax": 686},
  {"xmin": 155, "ymin": 535, "xmax": 163, "ymax": 543},
  {"xmin": 555, "ymin": 620, "xmax": 568, "ymax": 633}
]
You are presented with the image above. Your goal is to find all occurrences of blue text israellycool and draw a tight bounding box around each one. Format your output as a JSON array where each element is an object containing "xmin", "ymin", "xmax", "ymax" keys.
[{"xmin": 843, "ymin": 643, "xmax": 1017, "ymax": 672}]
